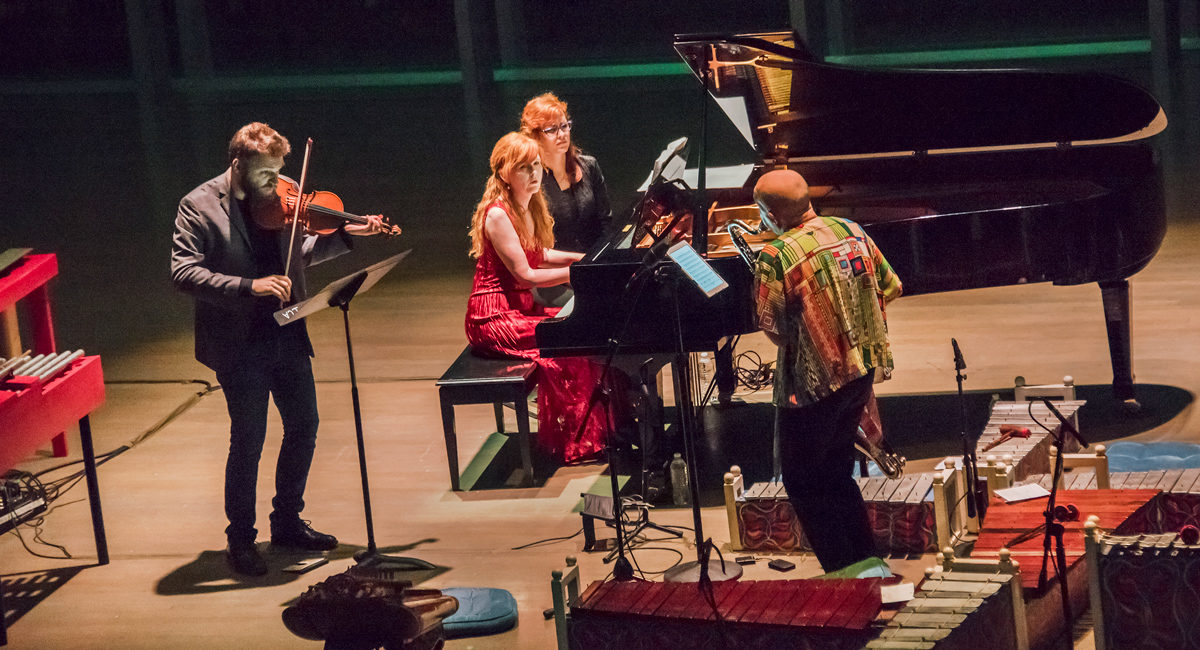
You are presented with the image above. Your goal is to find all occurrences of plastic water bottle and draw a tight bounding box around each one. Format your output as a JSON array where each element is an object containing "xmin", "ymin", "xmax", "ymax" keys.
[
  {"xmin": 670, "ymin": 453, "xmax": 691, "ymax": 506},
  {"xmin": 697, "ymin": 352, "xmax": 713, "ymax": 388}
]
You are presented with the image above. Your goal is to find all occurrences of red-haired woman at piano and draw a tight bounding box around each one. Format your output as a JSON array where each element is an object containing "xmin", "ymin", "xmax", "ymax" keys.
[
  {"xmin": 465, "ymin": 132, "xmax": 620, "ymax": 463},
  {"xmin": 520, "ymin": 92, "xmax": 612, "ymax": 254}
]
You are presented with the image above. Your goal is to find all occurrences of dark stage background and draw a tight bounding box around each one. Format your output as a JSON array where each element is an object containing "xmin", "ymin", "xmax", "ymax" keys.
[{"xmin": 1, "ymin": 0, "xmax": 1196, "ymax": 398}]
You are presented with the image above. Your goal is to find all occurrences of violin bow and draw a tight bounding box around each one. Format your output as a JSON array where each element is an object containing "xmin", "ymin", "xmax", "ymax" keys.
[{"xmin": 282, "ymin": 137, "xmax": 315, "ymax": 297}]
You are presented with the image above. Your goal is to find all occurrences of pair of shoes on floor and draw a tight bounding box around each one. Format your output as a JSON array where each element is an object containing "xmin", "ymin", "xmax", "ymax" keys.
[
  {"xmin": 270, "ymin": 519, "xmax": 338, "ymax": 552},
  {"xmin": 226, "ymin": 542, "xmax": 268, "ymax": 577}
]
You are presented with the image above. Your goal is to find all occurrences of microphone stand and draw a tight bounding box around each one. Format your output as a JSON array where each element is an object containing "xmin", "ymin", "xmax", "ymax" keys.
[
  {"xmin": 570, "ymin": 195, "xmax": 680, "ymax": 581},
  {"xmin": 952, "ymin": 338, "xmax": 980, "ymax": 521},
  {"xmin": 661, "ymin": 266, "xmax": 740, "ymax": 584},
  {"xmin": 1034, "ymin": 398, "xmax": 1088, "ymax": 650}
]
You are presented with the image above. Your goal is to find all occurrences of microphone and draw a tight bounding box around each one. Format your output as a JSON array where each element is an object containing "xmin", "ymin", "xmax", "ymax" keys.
[
  {"xmin": 951, "ymin": 338, "xmax": 966, "ymax": 370},
  {"xmin": 623, "ymin": 234, "xmax": 677, "ymax": 294},
  {"xmin": 641, "ymin": 234, "xmax": 675, "ymax": 266},
  {"xmin": 1039, "ymin": 397, "xmax": 1089, "ymax": 448}
]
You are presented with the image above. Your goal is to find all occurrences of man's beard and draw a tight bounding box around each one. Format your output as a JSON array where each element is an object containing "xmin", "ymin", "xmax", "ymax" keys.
[
  {"xmin": 248, "ymin": 188, "xmax": 275, "ymax": 208},
  {"xmin": 239, "ymin": 174, "xmax": 276, "ymax": 207}
]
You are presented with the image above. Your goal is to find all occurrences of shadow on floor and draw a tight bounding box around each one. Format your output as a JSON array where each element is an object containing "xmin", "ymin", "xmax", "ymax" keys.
[
  {"xmin": 155, "ymin": 539, "xmax": 444, "ymax": 596},
  {"xmin": 2, "ymin": 565, "xmax": 85, "ymax": 629},
  {"xmin": 454, "ymin": 432, "xmax": 560, "ymax": 492}
]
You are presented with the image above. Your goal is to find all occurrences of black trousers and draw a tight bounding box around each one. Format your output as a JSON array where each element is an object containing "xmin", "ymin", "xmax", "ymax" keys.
[
  {"xmin": 778, "ymin": 371, "xmax": 877, "ymax": 572},
  {"xmin": 216, "ymin": 353, "xmax": 319, "ymax": 545}
]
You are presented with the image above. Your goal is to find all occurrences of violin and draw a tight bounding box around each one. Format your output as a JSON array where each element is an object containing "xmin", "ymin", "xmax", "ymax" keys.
[{"xmin": 253, "ymin": 175, "xmax": 401, "ymax": 237}]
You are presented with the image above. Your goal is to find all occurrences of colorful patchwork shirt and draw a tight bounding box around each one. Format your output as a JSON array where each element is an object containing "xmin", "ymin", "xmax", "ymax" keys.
[{"xmin": 754, "ymin": 215, "xmax": 902, "ymax": 408}]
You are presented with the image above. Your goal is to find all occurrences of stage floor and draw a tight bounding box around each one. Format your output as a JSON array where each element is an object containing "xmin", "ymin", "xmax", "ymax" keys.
[
  {"xmin": 4, "ymin": 212, "xmax": 1200, "ymax": 648},
  {"xmin": 5, "ymin": 53, "xmax": 1200, "ymax": 650}
]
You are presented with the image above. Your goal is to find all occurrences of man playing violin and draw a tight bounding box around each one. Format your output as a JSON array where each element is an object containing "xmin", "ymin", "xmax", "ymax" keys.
[{"xmin": 171, "ymin": 121, "xmax": 390, "ymax": 576}]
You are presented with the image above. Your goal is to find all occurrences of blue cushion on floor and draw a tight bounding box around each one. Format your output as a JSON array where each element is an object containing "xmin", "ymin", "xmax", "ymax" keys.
[
  {"xmin": 1107, "ymin": 441, "xmax": 1200, "ymax": 473},
  {"xmin": 440, "ymin": 587, "xmax": 518, "ymax": 639}
]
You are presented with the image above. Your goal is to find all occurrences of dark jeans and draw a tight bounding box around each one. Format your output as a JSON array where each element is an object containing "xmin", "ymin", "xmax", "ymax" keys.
[
  {"xmin": 778, "ymin": 371, "xmax": 877, "ymax": 572},
  {"xmin": 216, "ymin": 354, "xmax": 319, "ymax": 545}
]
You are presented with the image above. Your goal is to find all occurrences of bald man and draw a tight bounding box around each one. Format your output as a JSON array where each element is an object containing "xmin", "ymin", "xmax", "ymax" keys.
[{"xmin": 752, "ymin": 169, "xmax": 903, "ymax": 572}]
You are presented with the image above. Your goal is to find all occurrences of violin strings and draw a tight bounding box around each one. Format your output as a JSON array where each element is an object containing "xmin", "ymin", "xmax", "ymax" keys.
[{"xmin": 285, "ymin": 199, "xmax": 367, "ymax": 224}]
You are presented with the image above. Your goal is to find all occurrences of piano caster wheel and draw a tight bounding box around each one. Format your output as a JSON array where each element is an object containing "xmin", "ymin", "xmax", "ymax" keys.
[{"xmin": 1120, "ymin": 399, "xmax": 1141, "ymax": 414}]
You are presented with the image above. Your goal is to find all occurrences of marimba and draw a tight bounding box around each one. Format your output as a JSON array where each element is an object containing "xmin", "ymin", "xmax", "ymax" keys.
[
  {"xmin": 868, "ymin": 554, "xmax": 1027, "ymax": 650},
  {"xmin": 568, "ymin": 577, "xmax": 882, "ymax": 649},
  {"xmin": 973, "ymin": 489, "xmax": 1159, "ymax": 590},
  {"xmin": 724, "ymin": 399, "xmax": 1088, "ymax": 558}
]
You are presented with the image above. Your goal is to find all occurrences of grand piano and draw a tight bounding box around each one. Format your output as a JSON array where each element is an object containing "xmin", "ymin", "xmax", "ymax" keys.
[{"xmin": 537, "ymin": 30, "xmax": 1167, "ymax": 407}]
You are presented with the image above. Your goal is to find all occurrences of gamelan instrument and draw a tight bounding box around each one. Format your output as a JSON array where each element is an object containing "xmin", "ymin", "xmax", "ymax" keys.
[
  {"xmin": 536, "ymin": 30, "xmax": 1166, "ymax": 408},
  {"xmin": 567, "ymin": 577, "xmax": 881, "ymax": 648}
]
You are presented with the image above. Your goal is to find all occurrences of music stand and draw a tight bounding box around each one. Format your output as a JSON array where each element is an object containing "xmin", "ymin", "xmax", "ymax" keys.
[
  {"xmin": 657, "ymin": 243, "xmax": 740, "ymax": 584},
  {"xmin": 274, "ymin": 250, "xmax": 433, "ymax": 572}
]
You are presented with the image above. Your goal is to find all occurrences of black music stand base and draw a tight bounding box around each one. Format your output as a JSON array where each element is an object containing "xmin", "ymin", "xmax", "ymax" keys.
[
  {"xmin": 354, "ymin": 549, "xmax": 435, "ymax": 572},
  {"xmin": 663, "ymin": 559, "xmax": 742, "ymax": 583},
  {"xmin": 604, "ymin": 507, "xmax": 682, "ymax": 563}
]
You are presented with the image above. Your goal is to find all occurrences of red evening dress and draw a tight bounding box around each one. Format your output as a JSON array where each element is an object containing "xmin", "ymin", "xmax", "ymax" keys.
[{"xmin": 465, "ymin": 202, "xmax": 615, "ymax": 463}]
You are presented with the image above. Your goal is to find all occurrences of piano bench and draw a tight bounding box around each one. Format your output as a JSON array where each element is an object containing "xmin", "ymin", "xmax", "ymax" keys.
[{"xmin": 436, "ymin": 346, "xmax": 537, "ymax": 491}]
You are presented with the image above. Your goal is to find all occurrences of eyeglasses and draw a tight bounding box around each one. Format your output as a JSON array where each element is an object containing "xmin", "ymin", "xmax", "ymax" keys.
[{"xmin": 539, "ymin": 121, "xmax": 573, "ymax": 136}]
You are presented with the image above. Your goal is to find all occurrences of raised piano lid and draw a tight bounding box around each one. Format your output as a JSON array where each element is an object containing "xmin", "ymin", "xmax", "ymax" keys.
[{"xmin": 673, "ymin": 31, "xmax": 1167, "ymax": 163}]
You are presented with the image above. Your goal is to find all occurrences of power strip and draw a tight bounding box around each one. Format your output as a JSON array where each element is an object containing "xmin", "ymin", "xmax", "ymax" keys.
[{"xmin": 0, "ymin": 490, "xmax": 47, "ymax": 535}]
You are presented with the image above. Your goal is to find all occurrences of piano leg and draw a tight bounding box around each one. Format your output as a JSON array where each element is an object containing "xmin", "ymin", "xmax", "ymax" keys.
[
  {"xmin": 715, "ymin": 342, "xmax": 736, "ymax": 407},
  {"xmin": 78, "ymin": 415, "xmax": 109, "ymax": 565},
  {"xmin": 1099, "ymin": 279, "xmax": 1138, "ymax": 410}
]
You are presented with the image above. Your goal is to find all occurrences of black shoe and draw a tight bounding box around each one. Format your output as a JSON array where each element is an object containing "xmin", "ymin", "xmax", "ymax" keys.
[
  {"xmin": 226, "ymin": 542, "xmax": 268, "ymax": 576},
  {"xmin": 270, "ymin": 519, "xmax": 338, "ymax": 551}
]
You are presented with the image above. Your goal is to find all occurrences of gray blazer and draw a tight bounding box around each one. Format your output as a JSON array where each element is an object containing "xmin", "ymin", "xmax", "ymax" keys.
[{"xmin": 170, "ymin": 171, "xmax": 351, "ymax": 372}]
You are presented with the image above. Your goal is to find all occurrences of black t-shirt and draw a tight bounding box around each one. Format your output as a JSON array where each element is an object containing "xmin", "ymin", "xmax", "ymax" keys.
[{"xmin": 238, "ymin": 199, "xmax": 309, "ymax": 363}]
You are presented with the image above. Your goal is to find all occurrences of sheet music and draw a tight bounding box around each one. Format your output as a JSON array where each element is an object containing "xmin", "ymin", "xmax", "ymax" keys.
[
  {"xmin": 273, "ymin": 250, "xmax": 411, "ymax": 326},
  {"xmin": 667, "ymin": 242, "xmax": 728, "ymax": 298}
]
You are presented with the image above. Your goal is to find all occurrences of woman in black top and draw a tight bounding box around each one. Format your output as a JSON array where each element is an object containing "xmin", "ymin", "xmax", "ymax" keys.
[{"xmin": 520, "ymin": 92, "xmax": 612, "ymax": 254}]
